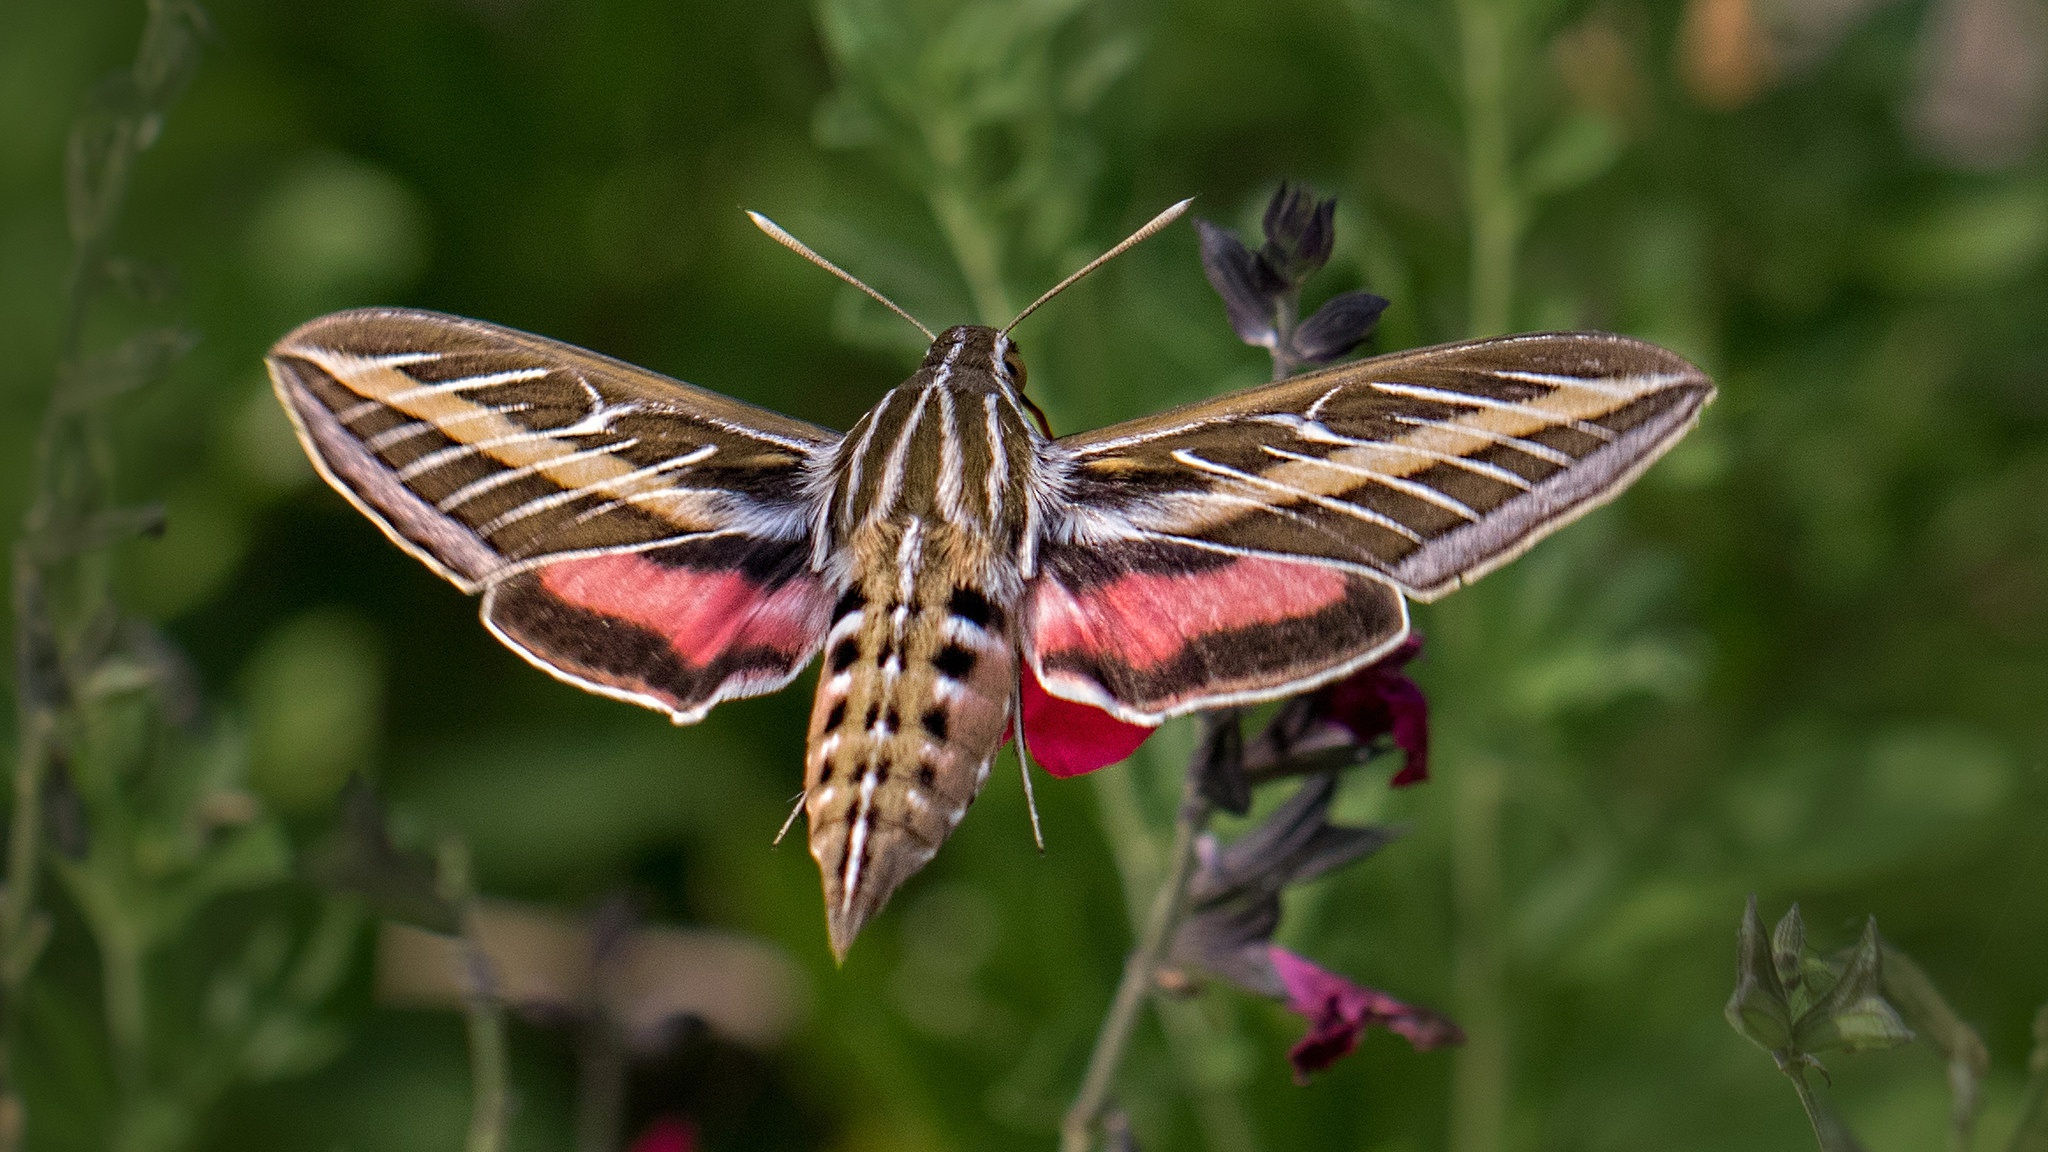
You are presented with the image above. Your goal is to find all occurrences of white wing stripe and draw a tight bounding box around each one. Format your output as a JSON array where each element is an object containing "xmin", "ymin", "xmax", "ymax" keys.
[
  {"xmin": 434, "ymin": 439, "xmax": 641, "ymax": 512},
  {"xmin": 1260, "ymin": 445, "xmax": 1482, "ymax": 521},
  {"xmin": 1386, "ymin": 414, "xmax": 1576, "ymax": 467},
  {"xmin": 382, "ymin": 366, "xmax": 552, "ymax": 404},
  {"xmin": 475, "ymin": 445, "xmax": 717, "ymax": 535},
  {"xmin": 1367, "ymin": 380, "xmax": 1618, "ymax": 442},
  {"xmin": 1489, "ymin": 369, "xmax": 1693, "ymax": 399},
  {"xmin": 1171, "ymin": 450, "xmax": 1426, "ymax": 543}
]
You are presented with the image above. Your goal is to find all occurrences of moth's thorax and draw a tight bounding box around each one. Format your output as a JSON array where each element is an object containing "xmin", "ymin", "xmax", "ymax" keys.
[{"xmin": 822, "ymin": 325, "xmax": 1045, "ymax": 566}]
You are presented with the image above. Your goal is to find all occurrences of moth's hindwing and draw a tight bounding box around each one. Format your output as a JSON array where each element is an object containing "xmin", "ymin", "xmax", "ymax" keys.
[
  {"xmin": 266, "ymin": 307, "xmax": 836, "ymax": 592},
  {"xmin": 1056, "ymin": 332, "xmax": 1714, "ymax": 603},
  {"xmin": 1025, "ymin": 537, "xmax": 1409, "ymax": 724},
  {"xmin": 484, "ymin": 535, "xmax": 833, "ymax": 722}
]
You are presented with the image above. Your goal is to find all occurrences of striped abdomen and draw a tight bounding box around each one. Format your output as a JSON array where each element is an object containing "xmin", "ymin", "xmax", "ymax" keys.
[
  {"xmin": 801, "ymin": 324, "xmax": 1043, "ymax": 958},
  {"xmin": 803, "ymin": 519, "xmax": 1017, "ymax": 958}
]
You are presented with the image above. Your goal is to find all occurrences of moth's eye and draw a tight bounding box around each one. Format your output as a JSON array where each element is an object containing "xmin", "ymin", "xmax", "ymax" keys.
[{"xmin": 1003, "ymin": 351, "xmax": 1027, "ymax": 389}]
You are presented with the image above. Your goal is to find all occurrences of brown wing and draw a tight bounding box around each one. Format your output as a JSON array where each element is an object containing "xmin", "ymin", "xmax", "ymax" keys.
[
  {"xmin": 1053, "ymin": 332, "xmax": 1714, "ymax": 601},
  {"xmin": 267, "ymin": 307, "xmax": 836, "ymax": 594}
]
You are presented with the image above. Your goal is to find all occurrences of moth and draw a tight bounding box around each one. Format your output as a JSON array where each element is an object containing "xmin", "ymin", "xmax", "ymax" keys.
[{"xmin": 267, "ymin": 201, "xmax": 1713, "ymax": 958}]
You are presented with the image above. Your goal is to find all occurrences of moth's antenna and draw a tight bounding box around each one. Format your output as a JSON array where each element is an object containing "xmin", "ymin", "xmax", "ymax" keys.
[
  {"xmin": 747, "ymin": 210, "xmax": 936, "ymax": 342},
  {"xmin": 1002, "ymin": 198, "xmax": 1193, "ymax": 336},
  {"xmin": 1013, "ymin": 676, "xmax": 1046, "ymax": 853},
  {"xmin": 771, "ymin": 790, "xmax": 806, "ymax": 847}
]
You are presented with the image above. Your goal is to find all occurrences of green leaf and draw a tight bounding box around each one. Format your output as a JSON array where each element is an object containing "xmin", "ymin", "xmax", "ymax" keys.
[
  {"xmin": 1794, "ymin": 918, "xmax": 1914, "ymax": 1056},
  {"xmin": 1727, "ymin": 895, "xmax": 1795, "ymax": 1052},
  {"xmin": 1774, "ymin": 904, "xmax": 1808, "ymax": 996},
  {"xmin": 2009, "ymin": 1004, "xmax": 2048, "ymax": 1152}
]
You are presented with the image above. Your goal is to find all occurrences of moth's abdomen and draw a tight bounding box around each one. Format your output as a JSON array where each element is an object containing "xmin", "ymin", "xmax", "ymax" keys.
[{"xmin": 802, "ymin": 545, "xmax": 1016, "ymax": 960}]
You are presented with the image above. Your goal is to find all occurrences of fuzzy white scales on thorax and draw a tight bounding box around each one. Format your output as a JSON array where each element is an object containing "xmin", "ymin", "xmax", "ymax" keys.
[{"xmin": 800, "ymin": 324, "xmax": 1052, "ymax": 959}]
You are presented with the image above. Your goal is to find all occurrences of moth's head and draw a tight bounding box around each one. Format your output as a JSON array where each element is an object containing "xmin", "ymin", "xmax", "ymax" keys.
[{"xmin": 923, "ymin": 324, "xmax": 1025, "ymax": 393}]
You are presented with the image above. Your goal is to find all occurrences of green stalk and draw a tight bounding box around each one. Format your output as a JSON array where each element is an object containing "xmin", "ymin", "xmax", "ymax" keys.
[
  {"xmin": 4, "ymin": 2, "xmax": 202, "ymax": 1134},
  {"xmin": 1447, "ymin": 752, "xmax": 1507, "ymax": 1152},
  {"xmin": 928, "ymin": 183, "xmax": 1017, "ymax": 325},
  {"xmin": 438, "ymin": 839, "xmax": 509, "ymax": 1152},
  {"xmin": 1785, "ymin": 1066, "xmax": 1869, "ymax": 1152},
  {"xmin": 1448, "ymin": 1, "xmax": 1524, "ymax": 1146},
  {"xmin": 101, "ymin": 923, "xmax": 149, "ymax": 1094},
  {"xmin": 0, "ymin": 708, "xmax": 50, "ymax": 1152},
  {"xmin": 1456, "ymin": 0, "xmax": 1522, "ymax": 339},
  {"xmin": 1062, "ymin": 764, "xmax": 1211, "ymax": 1152},
  {"xmin": 464, "ymin": 977, "xmax": 510, "ymax": 1152}
]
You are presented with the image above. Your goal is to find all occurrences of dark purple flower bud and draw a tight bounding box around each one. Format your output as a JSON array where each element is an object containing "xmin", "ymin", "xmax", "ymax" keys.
[
  {"xmin": 1290, "ymin": 290, "xmax": 1389, "ymax": 364},
  {"xmin": 1311, "ymin": 634, "xmax": 1429, "ymax": 785},
  {"xmin": 1193, "ymin": 711, "xmax": 1252, "ymax": 815},
  {"xmin": 1186, "ymin": 774, "xmax": 1400, "ymax": 907},
  {"xmin": 1259, "ymin": 183, "xmax": 1337, "ymax": 283},
  {"xmin": 1171, "ymin": 895, "xmax": 1284, "ymax": 998},
  {"xmin": 1166, "ymin": 772, "xmax": 1450, "ymax": 1081},
  {"xmin": 1272, "ymin": 948, "xmax": 1464, "ymax": 1082},
  {"xmin": 310, "ymin": 777, "xmax": 462, "ymax": 934},
  {"xmin": 1196, "ymin": 217, "xmax": 1284, "ymax": 348}
]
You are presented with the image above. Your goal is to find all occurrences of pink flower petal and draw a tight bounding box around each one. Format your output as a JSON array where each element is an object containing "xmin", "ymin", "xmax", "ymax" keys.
[
  {"xmin": 1270, "ymin": 947, "xmax": 1462, "ymax": 1083},
  {"xmin": 1315, "ymin": 635, "xmax": 1430, "ymax": 786},
  {"xmin": 1018, "ymin": 663, "xmax": 1157, "ymax": 777},
  {"xmin": 627, "ymin": 1116, "xmax": 698, "ymax": 1152}
]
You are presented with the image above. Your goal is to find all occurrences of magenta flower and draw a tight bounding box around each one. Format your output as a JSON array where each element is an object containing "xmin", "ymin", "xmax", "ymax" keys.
[
  {"xmin": 1271, "ymin": 947, "xmax": 1464, "ymax": 1083},
  {"xmin": 1311, "ymin": 634, "xmax": 1429, "ymax": 785},
  {"xmin": 626, "ymin": 1116, "xmax": 698, "ymax": 1152},
  {"xmin": 1015, "ymin": 661, "xmax": 1157, "ymax": 777},
  {"xmin": 1167, "ymin": 772, "xmax": 1460, "ymax": 1081}
]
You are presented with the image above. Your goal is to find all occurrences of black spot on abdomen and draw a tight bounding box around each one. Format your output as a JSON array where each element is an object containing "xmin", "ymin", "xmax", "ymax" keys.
[
  {"xmin": 832, "ymin": 586, "xmax": 867, "ymax": 621},
  {"xmin": 935, "ymin": 644, "xmax": 976, "ymax": 679},
  {"xmin": 947, "ymin": 587, "xmax": 1001, "ymax": 630},
  {"xmin": 830, "ymin": 638, "xmax": 859, "ymax": 672}
]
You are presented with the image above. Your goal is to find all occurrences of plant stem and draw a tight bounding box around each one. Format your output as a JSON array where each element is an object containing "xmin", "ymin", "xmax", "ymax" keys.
[
  {"xmin": 1062, "ymin": 766, "xmax": 1211, "ymax": 1152},
  {"xmin": 1448, "ymin": 1, "xmax": 1522, "ymax": 1148},
  {"xmin": 4, "ymin": 0, "xmax": 201, "ymax": 1131},
  {"xmin": 1456, "ymin": 0, "xmax": 1521, "ymax": 338},
  {"xmin": 439, "ymin": 839, "xmax": 509, "ymax": 1152},
  {"xmin": 575, "ymin": 1018, "xmax": 627, "ymax": 1152},
  {"xmin": 2011, "ymin": 1003, "xmax": 2048, "ymax": 1152},
  {"xmin": 1784, "ymin": 1066, "xmax": 1869, "ymax": 1152},
  {"xmin": 0, "ymin": 706, "xmax": 50, "ymax": 1152},
  {"xmin": 1447, "ymin": 753, "xmax": 1507, "ymax": 1152},
  {"xmin": 464, "ymin": 966, "xmax": 510, "ymax": 1152},
  {"xmin": 928, "ymin": 183, "xmax": 1017, "ymax": 325}
]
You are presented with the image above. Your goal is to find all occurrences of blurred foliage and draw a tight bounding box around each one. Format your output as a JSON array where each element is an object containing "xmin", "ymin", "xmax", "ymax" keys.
[{"xmin": 3, "ymin": 0, "xmax": 2047, "ymax": 1150}]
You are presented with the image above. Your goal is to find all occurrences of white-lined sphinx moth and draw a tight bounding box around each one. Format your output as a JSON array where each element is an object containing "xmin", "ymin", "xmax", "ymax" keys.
[{"xmin": 268, "ymin": 205, "xmax": 1713, "ymax": 957}]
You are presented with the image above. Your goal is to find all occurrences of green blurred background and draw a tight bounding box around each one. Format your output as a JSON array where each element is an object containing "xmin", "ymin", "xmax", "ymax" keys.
[{"xmin": 3, "ymin": 0, "xmax": 2047, "ymax": 1149}]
